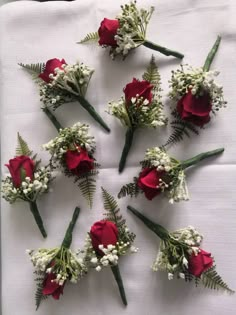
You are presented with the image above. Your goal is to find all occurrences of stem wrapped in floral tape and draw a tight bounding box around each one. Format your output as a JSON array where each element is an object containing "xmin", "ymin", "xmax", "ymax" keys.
[
  {"xmin": 43, "ymin": 122, "xmax": 99, "ymax": 208},
  {"xmin": 118, "ymin": 146, "xmax": 224, "ymax": 203},
  {"xmin": 108, "ymin": 56, "xmax": 167, "ymax": 173},
  {"xmin": 27, "ymin": 207, "xmax": 87, "ymax": 310},
  {"xmin": 82, "ymin": 188, "xmax": 137, "ymax": 305},
  {"xmin": 1, "ymin": 133, "xmax": 54, "ymax": 238},
  {"xmin": 165, "ymin": 36, "xmax": 226, "ymax": 147},
  {"xmin": 19, "ymin": 59, "xmax": 110, "ymax": 132},
  {"xmin": 79, "ymin": 1, "xmax": 184, "ymax": 60},
  {"xmin": 127, "ymin": 205, "xmax": 234, "ymax": 293}
]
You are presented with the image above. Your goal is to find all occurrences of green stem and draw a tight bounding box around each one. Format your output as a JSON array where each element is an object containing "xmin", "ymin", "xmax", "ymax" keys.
[
  {"xmin": 76, "ymin": 95, "xmax": 110, "ymax": 132},
  {"xmin": 127, "ymin": 206, "xmax": 169, "ymax": 240},
  {"xmin": 203, "ymin": 35, "xmax": 221, "ymax": 72},
  {"xmin": 42, "ymin": 107, "xmax": 64, "ymax": 132},
  {"xmin": 29, "ymin": 201, "xmax": 47, "ymax": 238},
  {"xmin": 111, "ymin": 265, "xmax": 127, "ymax": 306},
  {"xmin": 181, "ymin": 148, "xmax": 224, "ymax": 170},
  {"xmin": 61, "ymin": 207, "xmax": 80, "ymax": 249},
  {"xmin": 143, "ymin": 40, "xmax": 184, "ymax": 59},
  {"xmin": 119, "ymin": 128, "xmax": 135, "ymax": 173}
]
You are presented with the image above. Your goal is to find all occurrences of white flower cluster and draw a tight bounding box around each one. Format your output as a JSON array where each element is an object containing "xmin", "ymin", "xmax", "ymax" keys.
[
  {"xmin": 152, "ymin": 226, "xmax": 203, "ymax": 281},
  {"xmin": 84, "ymin": 235, "xmax": 138, "ymax": 272},
  {"xmin": 1, "ymin": 166, "xmax": 53, "ymax": 204},
  {"xmin": 144, "ymin": 147, "xmax": 173, "ymax": 171},
  {"xmin": 108, "ymin": 96, "xmax": 166, "ymax": 128},
  {"xmin": 168, "ymin": 170, "xmax": 189, "ymax": 204},
  {"xmin": 43, "ymin": 122, "xmax": 95, "ymax": 164},
  {"xmin": 27, "ymin": 247, "xmax": 86, "ymax": 284},
  {"xmin": 110, "ymin": 1, "xmax": 154, "ymax": 58},
  {"xmin": 169, "ymin": 64, "xmax": 227, "ymax": 112},
  {"xmin": 39, "ymin": 61, "xmax": 94, "ymax": 109}
]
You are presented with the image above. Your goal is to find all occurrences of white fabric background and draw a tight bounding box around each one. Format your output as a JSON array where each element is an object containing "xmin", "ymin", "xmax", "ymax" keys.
[{"xmin": 0, "ymin": 0, "xmax": 236, "ymax": 314}]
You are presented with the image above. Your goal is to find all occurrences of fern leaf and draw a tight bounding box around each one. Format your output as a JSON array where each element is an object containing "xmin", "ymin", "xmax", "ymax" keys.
[
  {"xmin": 142, "ymin": 55, "xmax": 160, "ymax": 85},
  {"xmin": 78, "ymin": 32, "xmax": 99, "ymax": 44},
  {"xmin": 19, "ymin": 62, "xmax": 45, "ymax": 78},
  {"xmin": 34, "ymin": 270, "xmax": 48, "ymax": 310},
  {"xmin": 201, "ymin": 266, "xmax": 234, "ymax": 294},
  {"xmin": 16, "ymin": 132, "xmax": 32, "ymax": 156},
  {"xmin": 118, "ymin": 180, "xmax": 140, "ymax": 199},
  {"xmin": 78, "ymin": 176, "xmax": 96, "ymax": 208}
]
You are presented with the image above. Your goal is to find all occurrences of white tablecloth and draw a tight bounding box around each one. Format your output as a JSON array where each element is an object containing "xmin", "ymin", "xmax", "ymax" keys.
[{"xmin": 0, "ymin": 0, "xmax": 236, "ymax": 314}]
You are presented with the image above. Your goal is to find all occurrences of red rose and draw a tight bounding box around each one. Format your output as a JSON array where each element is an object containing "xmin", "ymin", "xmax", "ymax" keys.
[
  {"xmin": 137, "ymin": 167, "xmax": 166, "ymax": 200},
  {"xmin": 188, "ymin": 248, "xmax": 213, "ymax": 277},
  {"xmin": 124, "ymin": 78, "xmax": 153, "ymax": 104},
  {"xmin": 177, "ymin": 90, "xmax": 212, "ymax": 127},
  {"xmin": 5, "ymin": 155, "xmax": 34, "ymax": 188},
  {"xmin": 42, "ymin": 272, "xmax": 65, "ymax": 300},
  {"xmin": 98, "ymin": 18, "xmax": 119, "ymax": 46},
  {"xmin": 39, "ymin": 58, "xmax": 66, "ymax": 83},
  {"xmin": 90, "ymin": 220, "xmax": 118, "ymax": 256},
  {"xmin": 65, "ymin": 148, "xmax": 94, "ymax": 176}
]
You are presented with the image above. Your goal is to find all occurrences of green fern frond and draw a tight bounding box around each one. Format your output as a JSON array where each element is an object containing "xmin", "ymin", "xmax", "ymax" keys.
[
  {"xmin": 142, "ymin": 55, "xmax": 160, "ymax": 86},
  {"xmin": 15, "ymin": 132, "xmax": 32, "ymax": 156},
  {"xmin": 78, "ymin": 32, "xmax": 99, "ymax": 44},
  {"xmin": 201, "ymin": 266, "xmax": 234, "ymax": 294},
  {"xmin": 164, "ymin": 110, "xmax": 199, "ymax": 147},
  {"xmin": 118, "ymin": 179, "xmax": 140, "ymax": 199},
  {"xmin": 78, "ymin": 176, "xmax": 96, "ymax": 208},
  {"xmin": 34, "ymin": 270, "xmax": 48, "ymax": 310},
  {"xmin": 19, "ymin": 62, "xmax": 45, "ymax": 79}
]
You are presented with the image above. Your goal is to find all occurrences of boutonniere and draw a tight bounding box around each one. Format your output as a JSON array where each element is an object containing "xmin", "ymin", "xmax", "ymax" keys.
[
  {"xmin": 108, "ymin": 56, "xmax": 167, "ymax": 173},
  {"xmin": 43, "ymin": 122, "xmax": 99, "ymax": 208},
  {"xmin": 118, "ymin": 146, "xmax": 224, "ymax": 203},
  {"xmin": 82, "ymin": 188, "xmax": 137, "ymax": 305},
  {"xmin": 165, "ymin": 36, "xmax": 226, "ymax": 146},
  {"xmin": 19, "ymin": 59, "xmax": 110, "ymax": 132},
  {"xmin": 79, "ymin": 1, "xmax": 184, "ymax": 60},
  {"xmin": 1, "ymin": 133, "xmax": 53, "ymax": 238},
  {"xmin": 27, "ymin": 207, "xmax": 87, "ymax": 309},
  {"xmin": 128, "ymin": 206, "xmax": 234, "ymax": 293}
]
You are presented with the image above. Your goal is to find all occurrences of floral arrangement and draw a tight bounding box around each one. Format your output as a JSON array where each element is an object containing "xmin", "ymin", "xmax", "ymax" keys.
[
  {"xmin": 19, "ymin": 58, "xmax": 110, "ymax": 132},
  {"xmin": 165, "ymin": 36, "xmax": 226, "ymax": 146},
  {"xmin": 118, "ymin": 146, "xmax": 224, "ymax": 203},
  {"xmin": 82, "ymin": 188, "xmax": 137, "ymax": 305},
  {"xmin": 128, "ymin": 206, "xmax": 234, "ymax": 293},
  {"xmin": 79, "ymin": 1, "xmax": 184, "ymax": 60},
  {"xmin": 27, "ymin": 207, "xmax": 87, "ymax": 309},
  {"xmin": 108, "ymin": 56, "xmax": 167, "ymax": 172},
  {"xmin": 1, "ymin": 133, "xmax": 53, "ymax": 238},
  {"xmin": 43, "ymin": 122, "xmax": 99, "ymax": 208}
]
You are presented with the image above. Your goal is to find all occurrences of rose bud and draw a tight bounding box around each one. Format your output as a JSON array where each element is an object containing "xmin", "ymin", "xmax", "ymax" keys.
[
  {"xmin": 98, "ymin": 18, "xmax": 119, "ymax": 46},
  {"xmin": 5, "ymin": 155, "xmax": 34, "ymax": 188},
  {"xmin": 39, "ymin": 58, "xmax": 66, "ymax": 83},
  {"xmin": 65, "ymin": 148, "xmax": 94, "ymax": 176},
  {"xmin": 124, "ymin": 78, "xmax": 153, "ymax": 104},
  {"xmin": 177, "ymin": 90, "xmax": 212, "ymax": 127},
  {"xmin": 188, "ymin": 249, "xmax": 213, "ymax": 277},
  {"xmin": 90, "ymin": 220, "xmax": 118, "ymax": 255},
  {"xmin": 42, "ymin": 272, "xmax": 65, "ymax": 300}
]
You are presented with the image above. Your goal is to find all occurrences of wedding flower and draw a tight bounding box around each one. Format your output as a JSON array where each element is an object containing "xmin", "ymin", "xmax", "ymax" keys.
[
  {"xmin": 19, "ymin": 59, "xmax": 110, "ymax": 132},
  {"xmin": 165, "ymin": 36, "xmax": 226, "ymax": 146},
  {"xmin": 1, "ymin": 133, "xmax": 53, "ymax": 238},
  {"xmin": 79, "ymin": 1, "xmax": 184, "ymax": 60},
  {"xmin": 107, "ymin": 56, "xmax": 167, "ymax": 173},
  {"xmin": 118, "ymin": 146, "xmax": 224, "ymax": 203},
  {"xmin": 82, "ymin": 188, "xmax": 137, "ymax": 305},
  {"xmin": 27, "ymin": 207, "xmax": 87, "ymax": 309},
  {"xmin": 128, "ymin": 206, "xmax": 234, "ymax": 293}
]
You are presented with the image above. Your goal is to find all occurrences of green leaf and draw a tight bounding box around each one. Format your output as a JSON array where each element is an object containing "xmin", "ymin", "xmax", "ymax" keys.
[
  {"xmin": 19, "ymin": 62, "xmax": 45, "ymax": 80},
  {"xmin": 201, "ymin": 265, "xmax": 234, "ymax": 294},
  {"xmin": 78, "ymin": 32, "xmax": 99, "ymax": 44},
  {"xmin": 142, "ymin": 55, "xmax": 160, "ymax": 86},
  {"xmin": 164, "ymin": 110, "xmax": 199, "ymax": 147},
  {"xmin": 78, "ymin": 176, "xmax": 96, "ymax": 208},
  {"xmin": 16, "ymin": 132, "xmax": 32, "ymax": 156},
  {"xmin": 118, "ymin": 179, "xmax": 140, "ymax": 199},
  {"xmin": 34, "ymin": 270, "xmax": 48, "ymax": 310}
]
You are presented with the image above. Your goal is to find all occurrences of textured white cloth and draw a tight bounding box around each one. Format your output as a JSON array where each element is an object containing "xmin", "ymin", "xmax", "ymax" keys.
[{"xmin": 0, "ymin": 0, "xmax": 236, "ymax": 314}]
